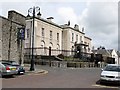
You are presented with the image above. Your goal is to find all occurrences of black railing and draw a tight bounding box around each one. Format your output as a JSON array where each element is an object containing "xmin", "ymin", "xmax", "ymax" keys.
[{"xmin": 24, "ymin": 47, "xmax": 92, "ymax": 61}]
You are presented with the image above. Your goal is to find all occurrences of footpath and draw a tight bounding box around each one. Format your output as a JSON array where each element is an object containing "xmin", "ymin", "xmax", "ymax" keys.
[{"xmin": 23, "ymin": 64, "xmax": 48, "ymax": 75}]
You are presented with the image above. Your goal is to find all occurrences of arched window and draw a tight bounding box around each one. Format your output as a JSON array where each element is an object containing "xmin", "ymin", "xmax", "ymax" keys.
[
  {"xmin": 49, "ymin": 42, "xmax": 53, "ymax": 48},
  {"xmin": 41, "ymin": 40, "xmax": 45, "ymax": 48},
  {"xmin": 41, "ymin": 41, "xmax": 46, "ymax": 55}
]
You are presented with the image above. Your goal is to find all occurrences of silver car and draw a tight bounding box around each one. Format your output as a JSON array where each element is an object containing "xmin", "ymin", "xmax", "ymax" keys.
[
  {"xmin": 100, "ymin": 64, "xmax": 120, "ymax": 83},
  {"xmin": 0, "ymin": 62, "xmax": 18, "ymax": 76}
]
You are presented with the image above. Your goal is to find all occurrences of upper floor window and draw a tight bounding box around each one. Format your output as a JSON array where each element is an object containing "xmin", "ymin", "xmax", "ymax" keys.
[
  {"xmin": 26, "ymin": 29, "xmax": 29, "ymax": 38},
  {"xmin": 72, "ymin": 33, "xmax": 74, "ymax": 41},
  {"xmin": 50, "ymin": 31, "xmax": 52, "ymax": 40},
  {"xmin": 76, "ymin": 34, "xmax": 78, "ymax": 42},
  {"xmin": 84, "ymin": 42, "xmax": 87, "ymax": 45},
  {"xmin": 42, "ymin": 28, "xmax": 44, "ymax": 37},
  {"xmin": 57, "ymin": 33, "xmax": 59, "ymax": 41},
  {"xmin": 80, "ymin": 36, "xmax": 82, "ymax": 42}
]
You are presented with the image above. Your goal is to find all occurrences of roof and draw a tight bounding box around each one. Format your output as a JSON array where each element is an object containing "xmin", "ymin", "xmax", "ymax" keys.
[
  {"xmin": 92, "ymin": 50, "xmax": 97, "ymax": 54},
  {"xmin": 84, "ymin": 36, "xmax": 92, "ymax": 40},
  {"xmin": 0, "ymin": 15, "xmax": 25, "ymax": 26},
  {"xmin": 92, "ymin": 49, "xmax": 111, "ymax": 56},
  {"xmin": 107, "ymin": 49, "xmax": 113, "ymax": 55},
  {"xmin": 26, "ymin": 17, "xmax": 85, "ymax": 35},
  {"xmin": 26, "ymin": 17, "xmax": 63, "ymax": 29},
  {"xmin": 117, "ymin": 51, "xmax": 120, "ymax": 57},
  {"xmin": 61, "ymin": 26, "xmax": 85, "ymax": 34},
  {"xmin": 97, "ymin": 49, "xmax": 111, "ymax": 56},
  {"xmin": 8, "ymin": 10, "xmax": 26, "ymax": 18}
]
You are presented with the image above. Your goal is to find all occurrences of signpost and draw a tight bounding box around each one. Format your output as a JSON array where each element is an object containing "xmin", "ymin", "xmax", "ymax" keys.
[{"xmin": 17, "ymin": 27, "xmax": 25, "ymax": 65}]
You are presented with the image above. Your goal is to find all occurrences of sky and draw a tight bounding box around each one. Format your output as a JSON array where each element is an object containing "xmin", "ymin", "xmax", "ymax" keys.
[{"xmin": 0, "ymin": 0, "xmax": 119, "ymax": 51}]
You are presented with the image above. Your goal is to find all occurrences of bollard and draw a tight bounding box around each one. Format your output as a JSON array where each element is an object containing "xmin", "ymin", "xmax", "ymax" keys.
[
  {"xmin": 80, "ymin": 63, "xmax": 81, "ymax": 68},
  {"xmin": 58, "ymin": 62, "xmax": 60, "ymax": 67},
  {"xmin": 49, "ymin": 61, "xmax": 51, "ymax": 67},
  {"xmin": 89, "ymin": 63, "xmax": 90, "ymax": 68},
  {"xmin": 75, "ymin": 62, "xmax": 76, "ymax": 68}
]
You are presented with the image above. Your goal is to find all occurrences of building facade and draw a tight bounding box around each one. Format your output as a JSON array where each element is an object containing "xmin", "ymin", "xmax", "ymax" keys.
[
  {"xmin": 108, "ymin": 49, "xmax": 119, "ymax": 64},
  {"xmin": 0, "ymin": 10, "xmax": 26, "ymax": 64},
  {"xmin": 25, "ymin": 17, "xmax": 63, "ymax": 56},
  {"xmin": 92, "ymin": 48, "xmax": 119, "ymax": 64},
  {"xmin": 25, "ymin": 14, "xmax": 92, "ymax": 56}
]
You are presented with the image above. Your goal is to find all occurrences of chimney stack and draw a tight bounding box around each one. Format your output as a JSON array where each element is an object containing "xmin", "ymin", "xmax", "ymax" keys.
[
  {"xmin": 74, "ymin": 24, "xmax": 79, "ymax": 30},
  {"xmin": 47, "ymin": 17, "xmax": 54, "ymax": 22}
]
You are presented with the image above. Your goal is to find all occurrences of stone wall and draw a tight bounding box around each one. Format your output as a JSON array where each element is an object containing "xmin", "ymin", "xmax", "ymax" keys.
[
  {"xmin": 0, "ymin": 17, "xmax": 2, "ymax": 60},
  {"xmin": 8, "ymin": 10, "xmax": 26, "ymax": 25},
  {"xmin": 0, "ymin": 10, "xmax": 26, "ymax": 64},
  {"xmin": 1, "ymin": 17, "xmax": 11, "ymax": 60}
]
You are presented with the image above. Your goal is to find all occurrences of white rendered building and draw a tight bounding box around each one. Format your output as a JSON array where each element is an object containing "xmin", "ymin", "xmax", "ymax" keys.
[{"xmin": 25, "ymin": 15, "xmax": 92, "ymax": 56}]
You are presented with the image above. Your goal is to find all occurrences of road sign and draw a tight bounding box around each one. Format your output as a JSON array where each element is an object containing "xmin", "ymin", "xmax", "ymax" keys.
[{"xmin": 17, "ymin": 27, "xmax": 25, "ymax": 40}]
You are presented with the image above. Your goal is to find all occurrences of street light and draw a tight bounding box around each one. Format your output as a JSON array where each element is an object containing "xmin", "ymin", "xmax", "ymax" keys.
[{"xmin": 27, "ymin": 6, "xmax": 41, "ymax": 71}]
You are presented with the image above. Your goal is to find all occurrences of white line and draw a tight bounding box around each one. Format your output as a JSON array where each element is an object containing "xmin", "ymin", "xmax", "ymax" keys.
[{"xmin": 92, "ymin": 84, "xmax": 119, "ymax": 88}]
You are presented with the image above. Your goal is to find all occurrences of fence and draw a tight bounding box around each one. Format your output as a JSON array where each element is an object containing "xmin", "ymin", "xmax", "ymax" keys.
[
  {"xmin": 24, "ymin": 47, "xmax": 91, "ymax": 59},
  {"xmin": 24, "ymin": 47, "xmax": 107, "ymax": 68},
  {"xmin": 24, "ymin": 47, "xmax": 75, "ymax": 56},
  {"xmin": 24, "ymin": 60, "xmax": 105, "ymax": 68}
]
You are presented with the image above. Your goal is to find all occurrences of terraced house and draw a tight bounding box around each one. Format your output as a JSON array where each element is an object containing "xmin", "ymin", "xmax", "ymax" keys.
[{"xmin": 25, "ymin": 11, "xmax": 92, "ymax": 57}]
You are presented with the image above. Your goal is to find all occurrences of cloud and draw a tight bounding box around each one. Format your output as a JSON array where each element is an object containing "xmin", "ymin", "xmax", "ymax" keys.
[
  {"xmin": 1, "ymin": 1, "xmax": 118, "ymax": 51},
  {"xmin": 79, "ymin": 2, "xmax": 118, "ymax": 50},
  {"xmin": 57, "ymin": 7, "xmax": 78, "ymax": 27}
]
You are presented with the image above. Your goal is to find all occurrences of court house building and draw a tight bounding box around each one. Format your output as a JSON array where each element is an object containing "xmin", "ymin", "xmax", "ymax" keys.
[{"xmin": 25, "ymin": 11, "xmax": 92, "ymax": 57}]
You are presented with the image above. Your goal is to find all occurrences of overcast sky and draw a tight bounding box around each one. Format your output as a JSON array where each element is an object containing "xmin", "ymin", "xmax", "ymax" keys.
[{"xmin": 0, "ymin": 0, "xmax": 119, "ymax": 50}]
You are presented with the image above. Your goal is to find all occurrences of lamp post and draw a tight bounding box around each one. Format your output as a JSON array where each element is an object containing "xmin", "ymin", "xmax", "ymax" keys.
[{"xmin": 27, "ymin": 6, "xmax": 41, "ymax": 71}]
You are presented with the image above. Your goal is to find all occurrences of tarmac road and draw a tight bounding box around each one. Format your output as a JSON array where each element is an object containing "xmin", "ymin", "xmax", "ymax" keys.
[{"xmin": 2, "ymin": 65, "xmax": 120, "ymax": 89}]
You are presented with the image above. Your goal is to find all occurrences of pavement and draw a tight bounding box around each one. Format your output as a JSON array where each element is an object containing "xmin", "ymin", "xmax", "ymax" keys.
[{"xmin": 23, "ymin": 64, "xmax": 48, "ymax": 75}]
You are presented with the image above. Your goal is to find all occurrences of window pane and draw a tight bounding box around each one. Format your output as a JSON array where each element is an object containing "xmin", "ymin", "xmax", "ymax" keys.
[
  {"xmin": 72, "ymin": 33, "xmax": 74, "ymax": 41},
  {"xmin": 57, "ymin": 33, "xmax": 59, "ymax": 41},
  {"xmin": 50, "ymin": 31, "xmax": 52, "ymax": 39},
  {"xmin": 42, "ymin": 28, "xmax": 44, "ymax": 37}
]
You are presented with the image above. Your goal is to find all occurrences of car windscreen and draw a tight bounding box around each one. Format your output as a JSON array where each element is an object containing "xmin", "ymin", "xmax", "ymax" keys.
[
  {"xmin": 12, "ymin": 62, "xmax": 19, "ymax": 65},
  {"xmin": 104, "ymin": 65, "xmax": 120, "ymax": 72},
  {"xmin": 2, "ymin": 62, "xmax": 12, "ymax": 66}
]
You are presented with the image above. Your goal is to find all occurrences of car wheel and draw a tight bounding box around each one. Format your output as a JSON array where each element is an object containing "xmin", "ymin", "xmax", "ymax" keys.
[
  {"xmin": 11, "ymin": 75, "xmax": 16, "ymax": 78},
  {"xmin": 100, "ymin": 80, "xmax": 104, "ymax": 84}
]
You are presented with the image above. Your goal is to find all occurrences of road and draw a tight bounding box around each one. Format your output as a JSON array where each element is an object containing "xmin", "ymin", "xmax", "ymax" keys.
[{"xmin": 2, "ymin": 65, "xmax": 120, "ymax": 89}]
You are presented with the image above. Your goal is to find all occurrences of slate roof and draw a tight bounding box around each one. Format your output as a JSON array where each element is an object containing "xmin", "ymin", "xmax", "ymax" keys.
[
  {"xmin": 92, "ymin": 49, "xmax": 120, "ymax": 57},
  {"xmin": 117, "ymin": 51, "xmax": 120, "ymax": 57},
  {"xmin": 92, "ymin": 49, "xmax": 111, "ymax": 56},
  {"xmin": 107, "ymin": 49, "xmax": 113, "ymax": 56},
  {"xmin": 97, "ymin": 49, "xmax": 111, "ymax": 56}
]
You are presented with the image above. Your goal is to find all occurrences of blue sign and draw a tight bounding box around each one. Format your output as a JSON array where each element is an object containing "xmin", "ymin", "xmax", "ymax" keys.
[{"xmin": 18, "ymin": 28, "xmax": 25, "ymax": 40}]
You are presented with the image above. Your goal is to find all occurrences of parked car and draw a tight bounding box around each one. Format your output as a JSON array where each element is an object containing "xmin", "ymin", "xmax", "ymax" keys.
[
  {"xmin": 0, "ymin": 62, "xmax": 18, "ymax": 77},
  {"xmin": 100, "ymin": 64, "xmax": 120, "ymax": 83},
  {"xmin": 1, "ymin": 60, "xmax": 25, "ymax": 75}
]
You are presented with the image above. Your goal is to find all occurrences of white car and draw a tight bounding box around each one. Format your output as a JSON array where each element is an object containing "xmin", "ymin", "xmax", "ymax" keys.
[{"xmin": 100, "ymin": 64, "xmax": 120, "ymax": 82}]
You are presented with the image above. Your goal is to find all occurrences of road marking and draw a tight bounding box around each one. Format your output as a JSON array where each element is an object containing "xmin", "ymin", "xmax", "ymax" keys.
[{"xmin": 92, "ymin": 84, "xmax": 119, "ymax": 88}]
